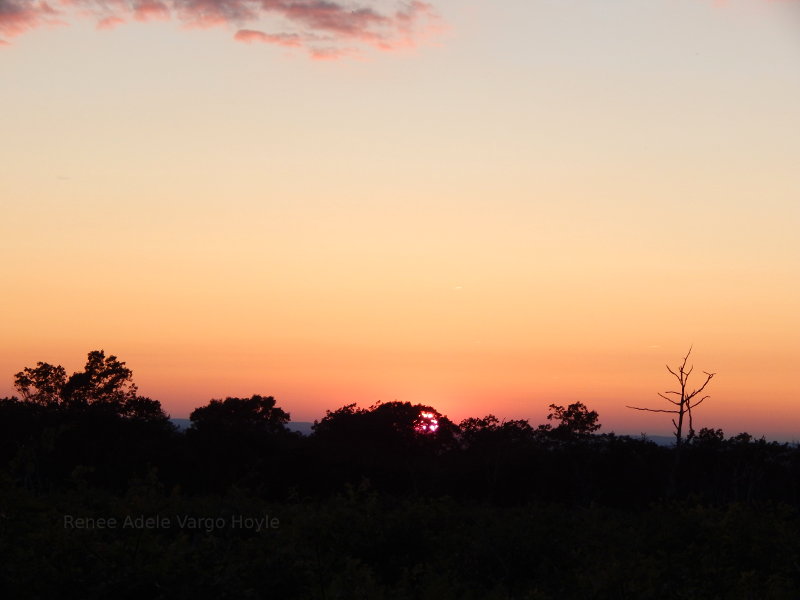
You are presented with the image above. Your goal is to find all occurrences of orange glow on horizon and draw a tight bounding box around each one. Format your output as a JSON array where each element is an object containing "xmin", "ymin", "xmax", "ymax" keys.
[{"xmin": 1, "ymin": 0, "xmax": 797, "ymax": 439}]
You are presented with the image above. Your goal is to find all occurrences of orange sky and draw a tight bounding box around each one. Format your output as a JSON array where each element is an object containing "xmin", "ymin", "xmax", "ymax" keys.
[{"xmin": 1, "ymin": 0, "xmax": 798, "ymax": 438}]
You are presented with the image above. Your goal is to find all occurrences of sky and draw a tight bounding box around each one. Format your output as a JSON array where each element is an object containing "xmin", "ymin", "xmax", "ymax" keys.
[{"xmin": 1, "ymin": 0, "xmax": 799, "ymax": 439}]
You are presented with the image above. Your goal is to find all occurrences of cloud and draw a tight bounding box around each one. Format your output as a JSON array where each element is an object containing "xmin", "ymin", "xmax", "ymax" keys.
[
  {"xmin": 234, "ymin": 28, "xmax": 302, "ymax": 47},
  {"xmin": 0, "ymin": 0, "xmax": 62, "ymax": 39},
  {"xmin": 133, "ymin": 0, "xmax": 171, "ymax": 22},
  {"xmin": 0, "ymin": 0, "xmax": 444, "ymax": 58},
  {"xmin": 96, "ymin": 15, "xmax": 126, "ymax": 29},
  {"xmin": 308, "ymin": 44, "xmax": 356, "ymax": 60}
]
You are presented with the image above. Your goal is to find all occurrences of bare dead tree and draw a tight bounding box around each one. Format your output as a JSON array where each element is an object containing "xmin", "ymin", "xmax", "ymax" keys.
[{"xmin": 627, "ymin": 347, "xmax": 715, "ymax": 447}]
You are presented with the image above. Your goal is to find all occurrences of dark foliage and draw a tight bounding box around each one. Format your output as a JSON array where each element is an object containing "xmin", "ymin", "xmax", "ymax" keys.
[
  {"xmin": 2, "ymin": 351, "xmax": 800, "ymax": 598},
  {"xmin": 185, "ymin": 395, "xmax": 299, "ymax": 495}
]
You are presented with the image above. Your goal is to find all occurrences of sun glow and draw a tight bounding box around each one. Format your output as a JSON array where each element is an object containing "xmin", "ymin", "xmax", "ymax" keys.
[{"xmin": 415, "ymin": 411, "xmax": 439, "ymax": 434}]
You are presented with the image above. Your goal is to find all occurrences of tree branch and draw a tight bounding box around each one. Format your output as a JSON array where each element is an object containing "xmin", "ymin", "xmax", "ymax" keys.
[
  {"xmin": 682, "ymin": 346, "xmax": 693, "ymax": 366},
  {"xmin": 626, "ymin": 406, "xmax": 679, "ymax": 414},
  {"xmin": 686, "ymin": 372, "xmax": 715, "ymax": 401},
  {"xmin": 688, "ymin": 395, "xmax": 710, "ymax": 410},
  {"xmin": 658, "ymin": 393, "xmax": 681, "ymax": 406},
  {"xmin": 626, "ymin": 346, "xmax": 714, "ymax": 448}
]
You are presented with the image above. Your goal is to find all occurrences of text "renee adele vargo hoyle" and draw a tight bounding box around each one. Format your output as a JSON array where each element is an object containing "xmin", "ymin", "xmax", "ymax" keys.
[{"xmin": 63, "ymin": 514, "xmax": 280, "ymax": 533}]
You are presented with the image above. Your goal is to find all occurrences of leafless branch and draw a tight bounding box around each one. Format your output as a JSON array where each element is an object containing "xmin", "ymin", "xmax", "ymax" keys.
[
  {"xmin": 688, "ymin": 395, "xmax": 710, "ymax": 410},
  {"xmin": 626, "ymin": 346, "xmax": 714, "ymax": 447},
  {"xmin": 626, "ymin": 406, "xmax": 679, "ymax": 414},
  {"xmin": 682, "ymin": 346, "xmax": 693, "ymax": 364},
  {"xmin": 658, "ymin": 393, "xmax": 681, "ymax": 406},
  {"xmin": 686, "ymin": 372, "xmax": 715, "ymax": 402}
]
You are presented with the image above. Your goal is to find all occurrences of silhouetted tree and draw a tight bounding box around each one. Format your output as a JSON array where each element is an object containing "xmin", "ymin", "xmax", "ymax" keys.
[
  {"xmin": 60, "ymin": 350, "xmax": 137, "ymax": 409},
  {"xmin": 627, "ymin": 347, "xmax": 715, "ymax": 447},
  {"xmin": 13, "ymin": 350, "xmax": 169, "ymax": 423},
  {"xmin": 459, "ymin": 415, "xmax": 536, "ymax": 448},
  {"xmin": 186, "ymin": 395, "xmax": 294, "ymax": 493},
  {"xmin": 4, "ymin": 352, "xmax": 174, "ymax": 492},
  {"xmin": 313, "ymin": 401, "xmax": 457, "ymax": 452},
  {"xmin": 541, "ymin": 402, "xmax": 601, "ymax": 439},
  {"xmin": 13, "ymin": 361, "xmax": 67, "ymax": 406},
  {"xmin": 188, "ymin": 394, "xmax": 290, "ymax": 435},
  {"xmin": 729, "ymin": 432, "xmax": 754, "ymax": 445},
  {"xmin": 310, "ymin": 401, "xmax": 458, "ymax": 494},
  {"xmin": 311, "ymin": 402, "xmax": 369, "ymax": 439},
  {"xmin": 456, "ymin": 415, "xmax": 538, "ymax": 501},
  {"xmin": 694, "ymin": 427, "xmax": 725, "ymax": 446},
  {"xmin": 120, "ymin": 396, "xmax": 171, "ymax": 422}
]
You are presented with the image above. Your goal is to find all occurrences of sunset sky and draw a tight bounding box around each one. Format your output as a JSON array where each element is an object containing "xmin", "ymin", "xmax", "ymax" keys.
[{"xmin": 2, "ymin": 0, "xmax": 798, "ymax": 439}]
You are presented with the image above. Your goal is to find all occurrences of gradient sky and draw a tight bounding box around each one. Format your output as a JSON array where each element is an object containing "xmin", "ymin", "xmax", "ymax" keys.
[{"xmin": 2, "ymin": 0, "xmax": 798, "ymax": 438}]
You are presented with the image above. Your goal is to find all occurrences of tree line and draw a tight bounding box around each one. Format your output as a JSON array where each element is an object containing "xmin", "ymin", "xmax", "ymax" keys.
[
  {"xmin": 2, "ymin": 349, "xmax": 798, "ymax": 505},
  {"xmin": 3, "ymin": 350, "xmax": 800, "ymax": 598}
]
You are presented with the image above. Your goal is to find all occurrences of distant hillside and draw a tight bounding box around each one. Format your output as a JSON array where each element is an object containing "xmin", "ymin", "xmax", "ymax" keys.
[
  {"xmin": 287, "ymin": 421, "xmax": 315, "ymax": 436},
  {"xmin": 170, "ymin": 418, "xmax": 672, "ymax": 444},
  {"xmin": 637, "ymin": 435, "xmax": 673, "ymax": 447},
  {"xmin": 171, "ymin": 418, "xmax": 315, "ymax": 436}
]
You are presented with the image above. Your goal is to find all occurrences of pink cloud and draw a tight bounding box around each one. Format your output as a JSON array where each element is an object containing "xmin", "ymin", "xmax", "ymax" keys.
[
  {"xmin": 257, "ymin": 0, "xmax": 442, "ymax": 51},
  {"xmin": 133, "ymin": 0, "xmax": 170, "ymax": 21},
  {"xmin": 260, "ymin": 1, "xmax": 390, "ymax": 37},
  {"xmin": 0, "ymin": 0, "xmax": 444, "ymax": 58},
  {"xmin": 0, "ymin": 0, "xmax": 61, "ymax": 39},
  {"xmin": 309, "ymin": 44, "xmax": 356, "ymax": 60},
  {"xmin": 173, "ymin": 0, "xmax": 256, "ymax": 29},
  {"xmin": 96, "ymin": 15, "xmax": 125, "ymax": 28},
  {"xmin": 234, "ymin": 28, "xmax": 300, "ymax": 46}
]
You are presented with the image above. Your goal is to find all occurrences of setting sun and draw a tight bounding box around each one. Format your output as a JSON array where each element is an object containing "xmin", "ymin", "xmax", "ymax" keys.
[{"xmin": 415, "ymin": 411, "xmax": 440, "ymax": 434}]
